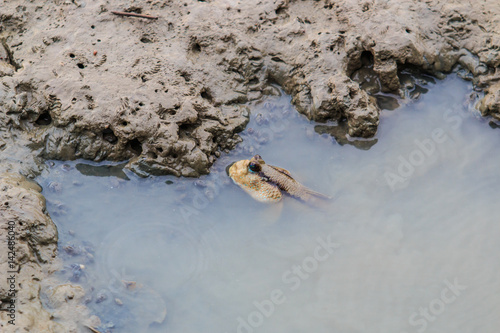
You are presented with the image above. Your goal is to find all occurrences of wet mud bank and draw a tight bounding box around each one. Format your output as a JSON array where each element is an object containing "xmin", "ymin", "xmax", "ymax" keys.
[
  {"xmin": 1, "ymin": 0, "xmax": 499, "ymax": 178},
  {"xmin": 0, "ymin": 173, "xmax": 97, "ymax": 332},
  {"xmin": 0, "ymin": 0, "xmax": 499, "ymax": 331}
]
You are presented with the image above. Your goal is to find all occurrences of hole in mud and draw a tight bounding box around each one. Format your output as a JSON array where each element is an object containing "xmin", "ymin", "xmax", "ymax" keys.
[
  {"xmin": 125, "ymin": 6, "xmax": 142, "ymax": 14},
  {"xmin": 69, "ymin": 53, "xmax": 75, "ymax": 58},
  {"xmin": 171, "ymin": 153, "xmax": 178, "ymax": 159},
  {"xmin": 102, "ymin": 128, "xmax": 118, "ymax": 144},
  {"xmin": 248, "ymin": 78, "xmax": 259, "ymax": 87},
  {"xmin": 179, "ymin": 123, "xmax": 195, "ymax": 135},
  {"xmin": 191, "ymin": 42, "xmax": 201, "ymax": 53},
  {"xmin": 138, "ymin": 102, "xmax": 144, "ymax": 107},
  {"xmin": 271, "ymin": 56, "xmax": 284, "ymax": 63},
  {"xmin": 140, "ymin": 37, "xmax": 153, "ymax": 43},
  {"xmin": 179, "ymin": 71, "xmax": 191, "ymax": 82},
  {"xmin": 148, "ymin": 152, "xmax": 158, "ymax": 159},
  {"xmin": 128, "ymin": 138, "xmax": 143, "ymax": 155},
  {"xmin": 71, "ymin": 98, "xmax": 77, "ymax": 103},
  {"xmin": 200, "ymin": 89, "xmax": 213, "ymax": 102},
  {"xmin": 35, "ymin": 112, "xmax": 52, "ymax": 126},
  {"xmin": 77, "ymin": 63, "xmax": 85, "ymax": 69},
  {"xmin": 360, "ymin": 51, "xmax": 374, "ymax": 67},
  {"xmin": 405, "ymin": 28, "xmax": 412, "ymax": 33},
  {"xmin": 91, "ymin": 25, "xmax": 95, "ymax": 29},
  {"xmin": 275, "ymin": 7, "xmax": 287, "ymax": 16},
  {"xmin": 157, "ymin": 147, "xmax": 163, "ymax": 153},
  {"xmin": 122, "ymin": 121, "xmax": 128, "ymax": 126}
]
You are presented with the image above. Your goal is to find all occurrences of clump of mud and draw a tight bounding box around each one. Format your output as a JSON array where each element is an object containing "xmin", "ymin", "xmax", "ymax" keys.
[
  {"xmin": 1, "ymin": 0, "xmax": 499, "ymax": 178},
  {"xmin": 0, "ymin": 173, "xmax": 98, "ymax": 332}
]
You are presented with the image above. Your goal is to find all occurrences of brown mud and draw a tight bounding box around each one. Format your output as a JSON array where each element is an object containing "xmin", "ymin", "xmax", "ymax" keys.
[
  {"xmin": 0, "ymin": 173, "xmax": 98, "ymax": 332},
  {"xmin": 0, "ymin": 0, "xmax": 499, "ymax": 331}
]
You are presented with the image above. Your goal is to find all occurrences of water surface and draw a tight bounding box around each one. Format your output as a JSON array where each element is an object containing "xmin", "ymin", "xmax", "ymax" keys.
[{"xmin": 38, "ymin": 75, "xmax": 500, "ymax": 333}]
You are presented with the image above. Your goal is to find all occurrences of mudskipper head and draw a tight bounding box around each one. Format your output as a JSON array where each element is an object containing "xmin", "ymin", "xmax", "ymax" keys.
[
  {"xmin": 228, "ymin": 155, "xmax": 265, "ymax": 180},
  {"xmin": 228, "ymin": 159, "xmax": 251, "ymax": 180},
  {"xmin": 250, "ymin": 154, "xmax": 265, "ymax": 165}
]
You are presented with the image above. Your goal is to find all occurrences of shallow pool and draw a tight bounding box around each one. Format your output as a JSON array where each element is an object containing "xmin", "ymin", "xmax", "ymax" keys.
[{"xmin": 38, "ymin": 74, "xmax": 500, "ymax": 333}]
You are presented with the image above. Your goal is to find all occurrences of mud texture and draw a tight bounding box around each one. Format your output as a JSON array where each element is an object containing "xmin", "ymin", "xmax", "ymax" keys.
[
  {"xmin": 0, "ymin": 173, "xmax": 96, "ymax": 332},
  {"xmin": 0, "ymin": 0, "xmax": 499, "ymax": 178}
]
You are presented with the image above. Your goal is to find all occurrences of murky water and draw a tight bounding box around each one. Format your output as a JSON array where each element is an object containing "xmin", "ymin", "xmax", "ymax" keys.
[{"xmin": 38, "ymin": 74, "xmax": 500, "ymax": 333}]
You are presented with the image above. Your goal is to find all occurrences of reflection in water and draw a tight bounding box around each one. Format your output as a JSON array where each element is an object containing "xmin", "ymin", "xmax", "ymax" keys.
[
  {"xmin": 351, "ymin": 56, "xmax": 437, "ymax": 111},
  {"xmin": 489, "ymin": 121, "xmax": 500, "ymax": 129},
  {"xmin": 76, "ymin": 162, "xmax": 130, "ymax": 180},
  {"xmin": 314, "ymin": 122, "xmax": 378, "ymax": 150},
  {"xmin": 38, "ymin": 75, "xmax": 500, "ymax": 333},
  {"xmin": 375, "ymin": 94, "xmax": 400, "ymax": 110}
]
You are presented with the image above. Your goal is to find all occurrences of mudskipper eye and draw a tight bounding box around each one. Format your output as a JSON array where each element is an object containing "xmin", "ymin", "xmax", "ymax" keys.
[{"xmin": 249, "ymin": 162, "xmax": 260, "ymax": 173}]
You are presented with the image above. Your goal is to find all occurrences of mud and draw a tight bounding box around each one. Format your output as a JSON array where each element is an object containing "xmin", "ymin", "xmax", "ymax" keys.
[
  {"xmin": 0, "ymin": 0, "xmax": 500, "ymax": 331},
  {"xmin": 0, "ymin": 173, "xmax": 96, "ymax": 332},
  {"xmin": 0, "ymin": 0, "xmax": 499, "ymax": 178}
]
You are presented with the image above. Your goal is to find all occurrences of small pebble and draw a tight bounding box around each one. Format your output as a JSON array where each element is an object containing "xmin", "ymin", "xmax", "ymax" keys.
[
  {"xmin": 255, "ymin": 113, "xmax": 269, "ymax": 126},
  {"xmin": 194, "ymin": 180, "xmax": 207, "ymax": 188},
  {"xmin": 48, "ymin": 182, "xmax": 63, "ymax": 193},
  {"xmin": 61, "ymin": 164, "xmax": 72, "ymax": 171},
  {"xmin": 122, "ymin": 280, "xmax": 137, "ymax": 290},
  {"xmin": 96, "ymin": 291, "xmax": 108, "ymax": 303}
]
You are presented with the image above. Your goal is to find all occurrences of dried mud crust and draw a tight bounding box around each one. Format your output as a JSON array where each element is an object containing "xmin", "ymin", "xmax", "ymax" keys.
[{"xmin": 1, "ymin": 0, "xmax": 500, "ymax": 177}]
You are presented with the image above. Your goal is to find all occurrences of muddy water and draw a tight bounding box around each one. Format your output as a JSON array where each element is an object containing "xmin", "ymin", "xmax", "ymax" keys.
[{"xmin": 37, "ymin": 75, "xmax": 500, "ymax": 333}]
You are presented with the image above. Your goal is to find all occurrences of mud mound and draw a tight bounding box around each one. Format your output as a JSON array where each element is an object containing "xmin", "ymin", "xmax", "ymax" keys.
[{"xmin": 1, "ymin": 0, "xmax": 499, "ymax": 177}]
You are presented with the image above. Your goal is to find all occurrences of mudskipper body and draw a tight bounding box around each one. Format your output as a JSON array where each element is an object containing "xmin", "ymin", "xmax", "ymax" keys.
[{"xmin": 228, "ymin": 155, "xmax": 330, "ymax": 203}]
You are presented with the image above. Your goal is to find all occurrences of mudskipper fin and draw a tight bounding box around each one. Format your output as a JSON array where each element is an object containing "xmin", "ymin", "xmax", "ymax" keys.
[{"xmin": 302, "ymin": 186, "xmax": 332, "ymax": 200}]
